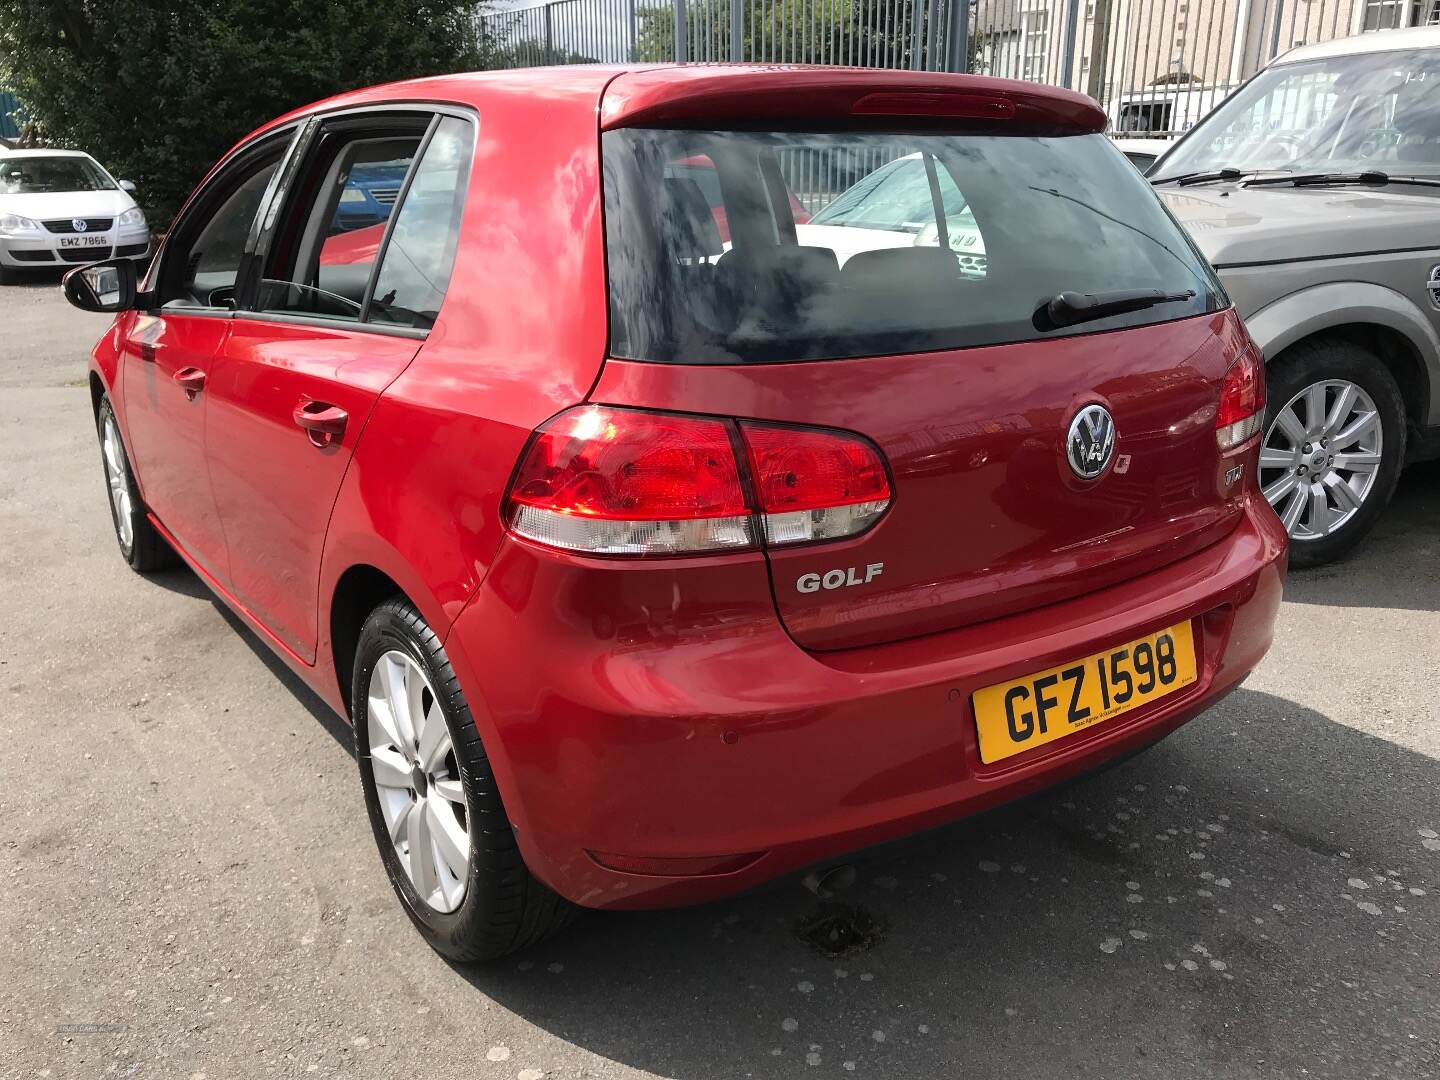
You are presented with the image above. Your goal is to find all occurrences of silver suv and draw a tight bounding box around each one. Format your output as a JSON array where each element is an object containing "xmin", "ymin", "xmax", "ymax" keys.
[{"xmin": 1151, "ymin": 26, "xmax": 1440, "ymax": 566}]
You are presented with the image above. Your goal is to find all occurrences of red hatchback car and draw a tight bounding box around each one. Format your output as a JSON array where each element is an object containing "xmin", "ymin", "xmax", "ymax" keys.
[{"xmin": 67, "ymin": 65, "xmax": 1287, "ymax": 961}]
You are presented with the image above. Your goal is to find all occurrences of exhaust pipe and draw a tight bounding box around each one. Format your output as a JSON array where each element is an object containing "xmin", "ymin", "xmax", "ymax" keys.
[{"xmin": 802, "ymin": 863, "xmax": 857, "ymax": 899}]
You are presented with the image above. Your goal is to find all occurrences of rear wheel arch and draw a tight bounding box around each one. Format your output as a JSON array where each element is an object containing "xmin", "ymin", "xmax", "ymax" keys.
[
  {"xmin": 330, "ymin": 564, "xmax": 407, "ymax": 713},
  {"xmin": 1244, "ymin": 282, "xmax": 1439, "ymax": 426},
  {"xmin": 88, "ymin": 371, "xmax": 107, "ymax": 422},
  {"xmin": 1268, "ymin": 323, "xmax": 1430, "ymax": 433}
]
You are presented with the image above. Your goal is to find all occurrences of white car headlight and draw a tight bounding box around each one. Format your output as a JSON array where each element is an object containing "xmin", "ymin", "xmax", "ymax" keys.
[
  {"xmin": 117, "ymin": 207, "xmax": 146, "ymax": 229},
  {"xmin": 0, "ymin": 212, "xmax": 41, "ymax": 236}
]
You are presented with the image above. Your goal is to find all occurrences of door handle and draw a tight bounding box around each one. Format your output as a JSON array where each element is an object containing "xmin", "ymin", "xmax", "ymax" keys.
[
  {"xmin": 293, "ymin": 399, "xmax": 348, "ymax": 448},
  {"xmin": 174, "ymin": 367, "xmax": 207, "ymax": 400}
]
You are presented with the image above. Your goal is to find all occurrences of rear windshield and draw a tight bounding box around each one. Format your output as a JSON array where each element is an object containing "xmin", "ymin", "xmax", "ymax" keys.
[{"xmin": 603, "ymin": 130, "xmax": 1224, "ymax": 364}]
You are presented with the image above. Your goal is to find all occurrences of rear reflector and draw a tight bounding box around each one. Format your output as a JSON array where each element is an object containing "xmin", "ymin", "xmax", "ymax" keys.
[
  {"xmin": 739, "ymin": 422, "xmax": 892, "ymax": 546},
  {"xmin": 586, "ymin": 849, "xmax": 763, "ymax": 877},
  {"xmin": 507, "ymin": 406, "xmax": 755, "ymax": 555},
  {"xmin": 505, "ymin": 407, "xmax": 892, "ymax": 556},
  {"xmin": 1215, "ymin": 345, "xmax": 1266, "ymax": 451}
]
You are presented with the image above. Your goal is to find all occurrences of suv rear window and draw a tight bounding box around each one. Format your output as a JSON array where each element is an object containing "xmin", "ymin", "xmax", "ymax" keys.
[{"xmin": 603, "ymin": 130, "xmax": 1224, "ymax": 364}]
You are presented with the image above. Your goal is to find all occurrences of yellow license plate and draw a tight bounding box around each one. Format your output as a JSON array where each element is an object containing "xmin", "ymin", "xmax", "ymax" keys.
[{"xmin": 972, "ymin": 620, "xmax": 1197, "ymax": 765}]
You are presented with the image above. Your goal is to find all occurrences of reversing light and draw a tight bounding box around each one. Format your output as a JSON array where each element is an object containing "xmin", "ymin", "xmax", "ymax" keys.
[{"xmin": 1215, "ymin": 345, "xmax": 1265, "ymax": 451}]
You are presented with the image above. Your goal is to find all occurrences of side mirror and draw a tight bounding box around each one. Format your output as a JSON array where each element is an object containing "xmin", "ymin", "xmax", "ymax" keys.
[
  {"xmin": 63, "ymin": 258, "xmax": 137, "ymax": 313},
  {"xmin": 118, "ymin": 179, "xmax": 137, "ymax": 194}
]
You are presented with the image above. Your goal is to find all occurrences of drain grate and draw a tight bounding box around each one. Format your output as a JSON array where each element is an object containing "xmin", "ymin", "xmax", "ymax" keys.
[{"xmin": 794, "ymin": 903, "xmax": 887, "ymax": 957}]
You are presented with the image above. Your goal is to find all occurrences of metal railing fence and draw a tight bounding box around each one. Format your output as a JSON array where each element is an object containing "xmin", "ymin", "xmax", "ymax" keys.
[
  {"xmin": 483, "ymin": 0, "xmax": 970, "ymax": 69},
  {"xmin": 480, "ymin": 0, "xmax": 1437, "ymax": 135}
]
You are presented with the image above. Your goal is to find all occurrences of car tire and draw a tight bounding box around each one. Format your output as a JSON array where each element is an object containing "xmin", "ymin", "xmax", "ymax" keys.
[
  {"xmin": 0, "ymin": 266, "xmax": 17, "ymax": 286},
  {"xmin": 96, "ymin": 394, "xmax": 179, "ymax": 572},
  {"xmin": 1259, "ymin": 339, "xmax": 1407, "ymax": 568},
  {"xmin": 353, "ymin": 597, "xmax": 577, "ymax": 962}
]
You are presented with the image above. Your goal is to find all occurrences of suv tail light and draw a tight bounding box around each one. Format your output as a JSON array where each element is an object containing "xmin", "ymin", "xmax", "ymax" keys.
[
  {"xmin": 505, "ymin": 406, "xmax": 891, "ymax": 556},
  {"xmin": 1215, "ymin": 345, "xmax": 1265, "ymax": 451}
]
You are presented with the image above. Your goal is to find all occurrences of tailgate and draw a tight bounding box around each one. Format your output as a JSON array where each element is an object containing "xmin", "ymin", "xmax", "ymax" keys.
[{"xmin": 592, "ymin": 310, "xmax": 1252, "ymax": 650}]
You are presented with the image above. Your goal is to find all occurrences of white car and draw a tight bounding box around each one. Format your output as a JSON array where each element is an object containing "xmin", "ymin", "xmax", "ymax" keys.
[
  {"xmin": 1110, "ymin": 138, "xmax": 1174, "ymax": 174},
  {"xmin": 0, "ymin": 149, "xmax": 149, "ymax": 283},
  {"xmin": 796, "ymin": 152, "xmax": 987, "ymax": 277}
]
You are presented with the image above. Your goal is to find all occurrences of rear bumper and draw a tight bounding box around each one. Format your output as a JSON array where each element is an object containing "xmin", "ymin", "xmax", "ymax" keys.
[{"xmin": 444, "ymin": 495, "xmax": 1287, "ymax": 910}]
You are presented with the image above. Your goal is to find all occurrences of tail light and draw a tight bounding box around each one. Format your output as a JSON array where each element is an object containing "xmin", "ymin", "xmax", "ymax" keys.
[
  {"xmin": 739, "ymin": 422, "xmax": 891, "ymax": 545},
  {"xmin": 507, "ymin": 406, "xmax": 754, "ymax": 555},
  {"xmin": 505, "ymin": 405, "xmax": 891, "ymax": 556},
  {"xmin": 1215, "ymin": 345, "xmax": 1265, "ymax": 451}
]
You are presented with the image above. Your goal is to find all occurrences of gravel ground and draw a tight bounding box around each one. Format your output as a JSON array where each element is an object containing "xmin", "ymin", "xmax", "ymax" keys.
[{"xmin": 2, "ymin": 276, "xmax": 1437, "ymax": 1080}]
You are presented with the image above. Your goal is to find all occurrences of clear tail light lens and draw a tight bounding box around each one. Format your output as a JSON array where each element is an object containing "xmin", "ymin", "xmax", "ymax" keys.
[
  {"xmin": 739, "ymin": 422, "xmax": 892, "ymax": 545},
  {"xmin": 505, "ymin": 407, "xmax": 893, "ymax": 556},
  {"xmin": 1216, "ymin": 344, "xmax": 1266, "ymax": 451},
  {"xmin": 506, "ymin": 406, "xmax": 754, "ymax": 555}
]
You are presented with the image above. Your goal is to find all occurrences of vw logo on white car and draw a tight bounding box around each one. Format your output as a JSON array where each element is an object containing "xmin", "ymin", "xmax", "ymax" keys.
[
  {"xmin": 72, "ymin": 218, "xmax": 89, "ymax": 233},
  {"xmin": 1066, "ymin": 404, "xmax": 1117, "ymax": 480}
]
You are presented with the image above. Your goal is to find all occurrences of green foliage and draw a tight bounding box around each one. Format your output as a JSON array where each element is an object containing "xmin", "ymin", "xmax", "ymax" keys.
[{"xmin": 0, "ymin": 1, "xmax": 490, "ymax": 225}]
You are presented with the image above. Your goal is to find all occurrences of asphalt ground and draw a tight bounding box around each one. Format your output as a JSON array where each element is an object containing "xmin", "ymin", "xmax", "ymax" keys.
[{"xmin": 3, "ymin": 274, "xmax": 1437, "ymax": 1079}]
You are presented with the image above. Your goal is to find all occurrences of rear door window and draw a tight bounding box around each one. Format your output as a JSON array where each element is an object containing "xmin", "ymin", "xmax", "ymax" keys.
[
  {"xmin": 366, "ymin": 115, "xmax": 473, "ymax": 330},
  {"xmin": 249, "ymin": 111, "xmax": 471, "ymax": 331},
  {"xmin": 603, "ymin": 130, "xmax": 1223, "ymax": 364},
  {"xmin": 256, "ymin": 131, "xmax": 424, "ymax": 322}
]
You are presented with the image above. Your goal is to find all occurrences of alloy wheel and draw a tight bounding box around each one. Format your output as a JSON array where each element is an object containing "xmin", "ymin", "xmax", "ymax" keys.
[
  {"xmin": 366, "ymin": 650, "xmax": 470, "ymax": 913},
  {"xmin": 101, "ymin": 412, "xmax": 133, "ymax": 550},
  {"xmin": 1259, "ymin": 379, "xmax": 1383, "ymax": 542}
]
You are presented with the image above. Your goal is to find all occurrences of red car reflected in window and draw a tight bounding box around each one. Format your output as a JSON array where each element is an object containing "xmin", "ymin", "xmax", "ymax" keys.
[
  {"xmin": 319, "ymin": 221, "xmax": 385, "ymax": 265},
  {"xmin": 670, "ymin": 154, "xmax": 811, "ymax": 242}
]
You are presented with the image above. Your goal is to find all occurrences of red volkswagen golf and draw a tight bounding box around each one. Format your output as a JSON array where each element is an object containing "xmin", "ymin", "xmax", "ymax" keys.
[{"xmin": 67, "ymin": 65, "xmax": 1287, "ymax": 961}]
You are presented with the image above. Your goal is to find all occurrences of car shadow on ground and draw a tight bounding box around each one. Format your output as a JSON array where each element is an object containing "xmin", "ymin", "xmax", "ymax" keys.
[
  {"xmin": 155, "ymin": 566, "xmax": 355, "ymax": 753},
  {"xmin": 1285, "ymin": 459, "xmax": 1439, "ymax": 611},
  {"xmin": 2, "ymin": 267, "xmax": 67, "ymax": 288},
  {"xmin": 453, "ymin": 688, "xmax": 1439, "ymax": 1080}
]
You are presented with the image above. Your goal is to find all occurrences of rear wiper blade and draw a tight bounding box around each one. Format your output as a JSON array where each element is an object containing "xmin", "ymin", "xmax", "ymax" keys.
[
  {"xmin": 1039, "ymin": 289, "xmax": 1197, "ymax": 330},
  {"xmin": 1152, "ymin": 168, "xmax": 1246, "ymax": 187},
  {"xmin": 1243, "ymin": 170, "xmax": 1440, "ymax": 189}
]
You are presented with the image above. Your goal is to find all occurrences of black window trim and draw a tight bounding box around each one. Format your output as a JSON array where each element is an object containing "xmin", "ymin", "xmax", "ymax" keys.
[
  {"xmin": 234, "ymin": 115, "xmax": 321, "ymax": 312},
  {"xmin": 147, "ymin": 122, "xmax": 306, "ymax": 319},
  {"xmin": 237, "ymin": 101, "xmax": 477, "ymax": 339}
]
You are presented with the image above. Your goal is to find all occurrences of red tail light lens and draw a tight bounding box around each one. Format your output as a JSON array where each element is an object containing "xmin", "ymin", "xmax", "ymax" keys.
[
  {"xmin": 506, "ymin": 407, "xmax": 893, "ymax": 555},
  {"xmin": 1216, "ymin": 345, "xmax": 1266, "ymax": 451},
  {"xmin": 739, "ymin": 422, "xmax": 892, "ymax": 546},
  {"xmin": 506, "ymin": 406, "xmax": 754, "ymax": 555}
]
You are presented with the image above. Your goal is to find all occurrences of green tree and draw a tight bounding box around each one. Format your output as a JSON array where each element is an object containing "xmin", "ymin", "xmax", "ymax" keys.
[{"xmin": 0, "ymin": 1, "xmax": 491, "ymax": 225}]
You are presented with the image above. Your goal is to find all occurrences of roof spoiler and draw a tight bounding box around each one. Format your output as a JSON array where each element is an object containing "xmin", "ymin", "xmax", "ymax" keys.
[{"xmin": 600, "ymin": 66, "xmax": 1106, "ymax": 136}]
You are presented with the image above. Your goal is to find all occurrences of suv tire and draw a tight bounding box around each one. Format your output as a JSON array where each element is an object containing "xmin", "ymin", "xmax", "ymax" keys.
[{"xmin": 1260, "ymin": 339, "xmax": 1407, "ymax": 567}]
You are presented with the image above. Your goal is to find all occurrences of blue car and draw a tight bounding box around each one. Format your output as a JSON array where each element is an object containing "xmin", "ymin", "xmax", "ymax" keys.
[{"xmin": 331, "ymin": 161, "xmax": 410, "ymax": 233}]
